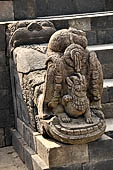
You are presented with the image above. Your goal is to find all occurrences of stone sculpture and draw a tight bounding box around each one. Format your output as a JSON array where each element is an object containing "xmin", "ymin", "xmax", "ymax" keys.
[
  {"xmin": 8, "ymin": 21, "xmax": 56, "ymax": 129},
  {"xmin": 37, "ymin": 28, "xmax": 106, "ymax": 144},
  {"xmin": 9, "ymin": 21, "xmax": 106, "ymax": 143}
]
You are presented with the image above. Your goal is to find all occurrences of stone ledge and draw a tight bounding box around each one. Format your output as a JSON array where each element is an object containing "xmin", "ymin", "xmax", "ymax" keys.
[
  {"xmin": 36, "ymin": 135, "xmax": 89, "ymax": 168},
  {"xmin": 88, "ymin": 134, "xmax": 113, "ymax": 162}
]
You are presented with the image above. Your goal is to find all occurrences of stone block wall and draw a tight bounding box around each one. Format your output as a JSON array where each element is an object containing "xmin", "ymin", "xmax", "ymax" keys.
[
  {"xmin": 0, "ymin": 23, "xmax": 14, "ymax": 147},
  {"xmin": 0, "ymin": 0, "xmax": 113, "ymax": 21}
]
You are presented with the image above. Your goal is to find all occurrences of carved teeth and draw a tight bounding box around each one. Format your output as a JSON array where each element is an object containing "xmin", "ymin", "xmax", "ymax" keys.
[
  {"xmin": 73, "ymin": 129, "xmax": 80, "ymax": 135},
  {"xmin": 66, "ymin": 129, "xmax": 74, "ymax": 135},
  {"xmin": 80, "ymin": 129, "xmax": 87, "ymax": 135},
  {"xmin": 98, "ymin": 122, "xmax": 103, "ymax": 129},
  {"xmin": 87, "ymin": 127, "xmax": 94, "ymax": 133},
  {"xmin": 93, "ymin": 125, "xmax": 98, "ymax": 131}
]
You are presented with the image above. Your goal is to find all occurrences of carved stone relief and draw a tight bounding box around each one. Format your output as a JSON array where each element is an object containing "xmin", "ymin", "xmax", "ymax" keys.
[{"xmin": 37, "ymin": 28, "xmax": 106, "ymax": 144}]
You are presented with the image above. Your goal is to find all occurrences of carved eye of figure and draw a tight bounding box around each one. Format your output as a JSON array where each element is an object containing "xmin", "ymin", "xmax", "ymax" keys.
[
  {"xmin": 41, "ymin": 22, "xmax": 50, "ymax": 27},
  {"xmin": 27, "ymin": 22, "xmax": 42, "ymax": 31}
]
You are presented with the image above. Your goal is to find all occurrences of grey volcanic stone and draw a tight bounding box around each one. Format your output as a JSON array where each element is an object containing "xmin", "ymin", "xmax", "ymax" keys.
[
  {"xmin": 105, "ymin": 0, "xmax": 113, "ymax": 11},
  {"xmin": 75, "ymin": 0, "xmax": 105, "ymax": 13},
  {"xmin": 102, "ymin": 64, "xmax": 113, "ymax": 79},
  {"xmin": 108, "ymin": 87, "xmax": 113, "ymax": 102},
  {"xmin": 24, "ymin": 145, "xmax": 35, "ymax": 170},
  {"xmin": 12, "ymin": 129, "xmax": 26, "ymax": 163},
  {"xmin": 97, "ymin": 29, "xmax": 113, "ymax": 44},
  {"xmin": 0, "ymin": 109, "xmax": 14, "ymax": 128},
  {"xmin": 102, "ymin": 87, "xmax": 109, "ymax": 104},
  {"xmin": 0, "ymin": 90, "xmax": 9, "ymax": 110},
  {"xmin": 36, "ymin": 135, "xmax": 89, "ymax": 168},
  {"xmin": 0, "ymin": 128, "xmax": 5, "ymax": 147},
  {"xmin": 0, "ymin": 1, "xmax": 14, "ymax": 21},
  {"xmin": 0, "ymin": 71, "xmax": 9, "ymax": 89},
  {"xmin": 14, "ymin": 0, "xmax": 36, "ymax": 20},
  {"xmin": 88, "ymin": 135, "xmax": 113, "ymax": 162},
  {"xmin": 68, "ymin": 18, "xmax": 91, "ymax": 31},
  {"xmin": 91, "ymin": 15, "xmax": 113, "ymax": 30},
  {"xmin": 5, "ymin": 128, "xmax": 12, "ymax": 146},
  {"xmin": 83, "ymin": 159, "xmax": 113, "ymax": 170},
  {"xmin": 86, "ymin": 31, "xmax": 97, "ymax": 45},
  {"xmin": 0, "ymin": 51, "xmax": 6, "ymax": 69},
  {"xmin": 13, "ymin": 47, "xmax": 47, "ymax": 73},
  {"xmin": 0, "ymin": 25, "xmax": 5, "ymax": 51},
  {"xmin": 102, "ymin": 103, "xmax": 113, "ymax": 118}
]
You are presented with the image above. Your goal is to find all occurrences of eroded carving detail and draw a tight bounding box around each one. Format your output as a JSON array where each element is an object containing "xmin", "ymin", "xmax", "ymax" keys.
[
  {"xmin": 9, "ymin": 21, "xmax": 56, "ymax": 130},
  {"xmin": 37, "ymin": 28, "xmax": 106, "ymax": 144}
]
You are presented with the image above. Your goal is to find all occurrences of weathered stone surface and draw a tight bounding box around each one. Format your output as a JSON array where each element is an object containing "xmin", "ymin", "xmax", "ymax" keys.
[
  {"xmin": 108, "ymin": 87, "xmax": 113, "ymax": 102},
  {"xmin": 83, "ymin": 159, "xmax": 113, "ymax": 170},
  {"xmin": 0, "ymin": 128, "xmax": 5, "ymax": 147},
  {"xmin": 14, "ymin": 70, "xmax": 29, "ymax": 123},
  {"xmin": 36, "ymin": 0, "xmax": 77, "ymax": 17},
  {"xmin": 102, "ymin": 103, "xmax": 113, "ymax": 118},
  {"xmin": 14, "ymin": 0, "xmax": 36, "ymax": 20},
  {"xmin": 88, "ymin": 134, "xmax": 113, "ymax": 162},
  {"xmin": 36, "ymin": 0, "xmax": 105, "ymax": 17},
  {"xmin": 0, "ymin": 90, "xmax": 9, "ymax": 110},
  {"xmin": 0, "ymin": 51, "xmax": 6, "ymax": 69},
  {"xmin": 0, "ymin": 71, "xmax": 10, "ymax": 89},
  {"xmin": 0, "ymin": 1, "xmax": 14, "ymax": 21},
  {"xmin": 102, "ymin": 64, "xmax": 113, "ymax": 79},
  {"xmin": 68, "ymin": 18, "xmax": 91, "ymax": 31},
  {"xmin": 13, "ymin": 47, "xmax": 47, "ymax": 73},
  {"xmin": 102, "ymin": 87, "xmax": 109, "ymax": 104},
  {"xmin": 86, "ymin": 31, "xmax": 97, "ymax": 45},
  {"xmin": 0, "ymin": 146, "xmax": 28, "ymax": 170},
  {"xmin": 51, "ymin": 164, "xmax": 82, "ymax": 170},
  {"xmin": 52, "ymin": 20, "xmax": 69, "ymax": 30},
  {"xmin": 23, "ymin": 123, "xmax": 39, "ymax": 152},
  {"xmin": 106, "ymin": 118, "xmax": 113, "ymax": 132},
  {"xmin": 27, "ymin": 70, "xmax": 46, "ymax": 87},
  {"xmin": 36, "ymin": 135, "xmax": 89, "ymax": 168},
  {"xmin": 0, "ymin": 109, "xmax": 14, "ymax": 128},
  {"xmin": 32, "ymin": 154, "xmax": 49, "ymax": 170},
  {"xmin": 0, "ymin": 25, "xmax": 5, "ymax": 51},
  {"xmin": 96, "ymin": 49, "xmax": 113, "ymax": 65},
  {"xmin": 12, "ymin": 129, "xmax": 27, "ymax": 163},
  {"xmin": 105, "ymin": 0, "xmax": 113, "ymax": 11},
  {"xmin": 5, "ymin": 128, "xmax": 12, "ymax": 146},
  {"xmin": 75, "ymin": 0, "xmax": 105, "ymax": 13},
  {"xmin": 97, "ymin": 29, "xmax": 113, "ymax": 44},
  {"xmin": 38, "ymin": 28, "xmax": 104, "ymax": 144},
  {"xmin": 17, "ymin": 118, "xmax": 24, "ymax": 137},
  {"xmin": 91, "ymin": 15, "xmax": 113, "ymax": 30},
  {"xmin": 24, "ymin": 145, "xmax": 35, "ymax": 170}
]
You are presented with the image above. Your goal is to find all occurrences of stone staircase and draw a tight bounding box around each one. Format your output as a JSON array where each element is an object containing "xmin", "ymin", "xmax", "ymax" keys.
[
  {"xmin": 2, "ymin": 2, "xmax": 113, "ymax": 170},
  {"xmin": 10, "ymin": 10, "xmax": 113, "ymax": 170}
]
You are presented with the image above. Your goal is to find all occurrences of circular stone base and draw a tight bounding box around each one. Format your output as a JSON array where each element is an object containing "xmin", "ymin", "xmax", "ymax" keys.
[{"xmin": 42, "ymin": 114, "xmax": 106, "ymax": 144}]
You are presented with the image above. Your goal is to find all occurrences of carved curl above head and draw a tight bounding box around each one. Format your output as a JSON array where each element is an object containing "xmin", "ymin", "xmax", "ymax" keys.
[{"xmin": 47, "ymin": 28, "xmax": 88, "ymax": 56}]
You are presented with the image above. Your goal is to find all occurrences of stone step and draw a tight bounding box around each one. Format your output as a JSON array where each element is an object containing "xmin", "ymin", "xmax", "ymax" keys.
[
  {"xmin": 11, "ymin": 127, "xmax": 113, "ymax": 170},
  {"xmin": 102, "ymin": 79, "xmax": 113, "ymax": 118},
  {"xmin": 88, "ymin": 44, "xmax": 113, "ymax": 79},
  {"xmin": 2, "ymin": 11, "xmax": 113, "ymax": 45},
  {"xmin": 38, "ymin": 11, "xmax": 113, "ymax": 45},
  {"xmin": 33, "ymin": 0, "xmax": 113, "ymax": 18},
  {"xmin": 3, "ymin": 0, "xmax": 113, "ymax": 20}
]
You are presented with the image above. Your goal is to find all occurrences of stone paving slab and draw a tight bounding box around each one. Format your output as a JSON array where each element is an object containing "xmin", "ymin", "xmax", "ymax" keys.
[{"xmin": 0, "ymin": 146, "xmax": 28, "ymax": 170}]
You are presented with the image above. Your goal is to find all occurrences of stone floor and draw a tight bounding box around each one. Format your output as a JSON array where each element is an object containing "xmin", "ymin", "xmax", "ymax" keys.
[{"xmin": 0, "ymin": 146, "xmax": 28, "ymax": 170}]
